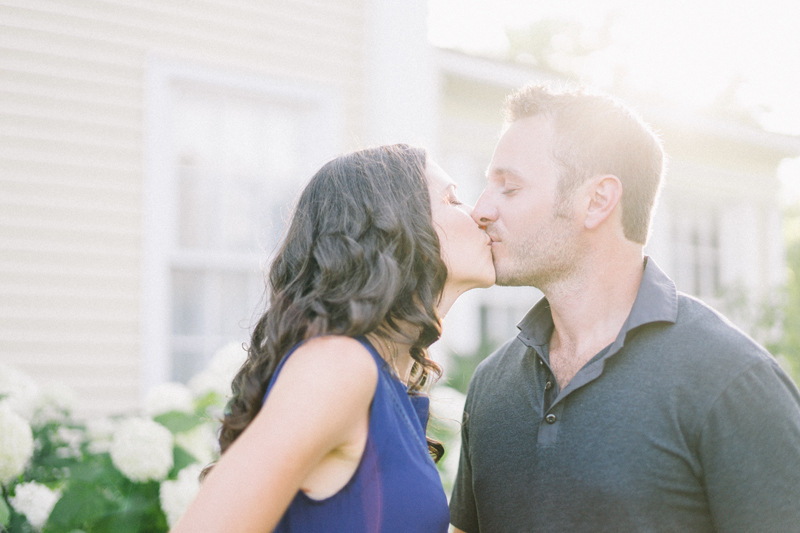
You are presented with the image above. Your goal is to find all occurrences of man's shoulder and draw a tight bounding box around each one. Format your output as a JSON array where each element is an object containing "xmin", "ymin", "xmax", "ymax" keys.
[
  {"xmin": 638, "ymin": 292, "xmax": 779, "ymax": 383},
  {"xmin": 671, "ymin": 293, "xmax": 770, "ymax": 357}
]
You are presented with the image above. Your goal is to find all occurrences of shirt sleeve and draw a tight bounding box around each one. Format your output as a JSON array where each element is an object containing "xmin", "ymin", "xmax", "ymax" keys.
[
  {"xmin": 698, "ymin": 357, "xmax": 800, "ymax": 532},
  {"xmin": 449, "ymin": 392, "xmax": 479, "ymax": 533}
]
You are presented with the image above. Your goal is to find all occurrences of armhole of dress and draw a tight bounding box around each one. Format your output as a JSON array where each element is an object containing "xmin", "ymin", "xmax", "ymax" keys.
[
  {"xmin": 262, "ymin": 345, "xmax": 301, "ymax": 404},
  {"xmin": 298, "ymin": 338, "xmax": 382, "ymax": 504}
]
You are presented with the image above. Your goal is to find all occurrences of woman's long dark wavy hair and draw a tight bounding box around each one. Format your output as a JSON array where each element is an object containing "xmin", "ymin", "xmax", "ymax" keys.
[{"xmin": 218, "ymin": 144, "xmax": 448, "ymax": 461}]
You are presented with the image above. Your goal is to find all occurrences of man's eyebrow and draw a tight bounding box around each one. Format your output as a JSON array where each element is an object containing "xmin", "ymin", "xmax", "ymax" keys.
[{"xmin": 486, "ymin": 167, "xmax": 523, "ymax": 180}]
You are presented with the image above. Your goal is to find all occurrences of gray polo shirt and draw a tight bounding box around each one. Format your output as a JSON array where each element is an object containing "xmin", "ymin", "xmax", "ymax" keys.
[{"xmin": 450, "ymin": 258, "xmax": 800, "ymax": 532}]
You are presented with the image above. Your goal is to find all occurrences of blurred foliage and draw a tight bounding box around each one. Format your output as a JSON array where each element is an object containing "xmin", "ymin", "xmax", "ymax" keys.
[
  {"xmin": 1, "ymin": 408, "xmax": 212, "ymax": 532},
  {"xmin": 775, "ymin": 203, "xmax": 800, "ymax": 381},
  {"xmin": 444, "ymin": 305, "xmax": 503, "ymax": 395},
  {"xmin": 504, "ymin": 17, "xmax": 767, "ymax": 131},
  {"xmin": 505, "ymin": 17, "xmax": 614, "ymax": 77},
  {"xmin": 445, "ymin": 339, "xmax": 496, "ymax": 395},
  {"xmin": 1, "ymin": 341, "xmax": 249, "ymax": 530},
  {"xmin": 701, "ymin": 76, "xmax": 766, "ymax": 128}
]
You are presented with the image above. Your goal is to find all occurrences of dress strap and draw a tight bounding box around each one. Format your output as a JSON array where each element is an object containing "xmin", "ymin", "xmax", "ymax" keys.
[{"xmin": 355, "ymin": 337, "xmax": 431, "ymax": 459}]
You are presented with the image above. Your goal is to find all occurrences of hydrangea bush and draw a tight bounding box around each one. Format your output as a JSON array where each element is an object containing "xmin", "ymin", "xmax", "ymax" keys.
[
  {"xmin": 0, "ymin": 343, "xmax": 466, "ymax": 532},
  {"xmin": 0, "ymin": 344, "xmax": 247, "ymax": 533}
]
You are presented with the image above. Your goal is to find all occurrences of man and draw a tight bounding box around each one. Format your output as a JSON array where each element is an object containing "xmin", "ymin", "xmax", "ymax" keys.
[{"xmin": 449, "ymin": 84, "xmax": 800, "ymax": 532}]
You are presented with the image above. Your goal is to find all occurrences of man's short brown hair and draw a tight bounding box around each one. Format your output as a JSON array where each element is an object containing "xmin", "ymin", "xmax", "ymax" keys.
[{"xmin": 505, "ymin": 84, "xmax": 665, "ymax": 244}]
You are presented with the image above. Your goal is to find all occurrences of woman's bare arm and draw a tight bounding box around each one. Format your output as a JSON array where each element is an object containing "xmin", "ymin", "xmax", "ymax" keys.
[{"xmin": 172, "ymin": 336, "xmax": 378, "ymax": 533}]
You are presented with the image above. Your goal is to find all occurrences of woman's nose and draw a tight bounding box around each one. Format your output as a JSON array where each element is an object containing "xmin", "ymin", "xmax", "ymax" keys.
[{"xmin": 470, "ymin": 193, "xmax": 497, "ymax": 226}]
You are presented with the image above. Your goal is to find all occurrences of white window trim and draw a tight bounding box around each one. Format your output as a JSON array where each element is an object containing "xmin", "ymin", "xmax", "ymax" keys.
[{"xmin": 141, "ymin": 58, "xmax": 342, "ymax": 402}]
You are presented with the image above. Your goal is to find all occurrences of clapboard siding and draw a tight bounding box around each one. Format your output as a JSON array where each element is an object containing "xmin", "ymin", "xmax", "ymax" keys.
[
  {"xmin": 1, "ymin": 3, "xmax": 364, "ymax": 71},
  {"xmin": 0, "ymin": 0, "xmax": 367, "ymax": 417}
]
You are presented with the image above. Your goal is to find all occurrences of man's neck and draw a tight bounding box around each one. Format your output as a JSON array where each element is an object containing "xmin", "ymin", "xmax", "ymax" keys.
[{"xmin": 545, "ymin": 247, "xmax": 645, "ymax": 388}]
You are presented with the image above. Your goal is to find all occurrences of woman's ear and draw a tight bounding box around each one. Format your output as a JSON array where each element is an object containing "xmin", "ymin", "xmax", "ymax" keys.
[{"xmin": 584, "ymin": 174, "xmax": 623, "ymax": 230}]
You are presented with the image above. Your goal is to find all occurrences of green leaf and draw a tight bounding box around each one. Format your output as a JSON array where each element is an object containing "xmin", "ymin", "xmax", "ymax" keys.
[
  {"xmin": 99, "ymin": 513, "xmax": 145, "ymax": 533},
  {"xmin": 0, "ymin": 497, "xmax": 10, "ymax": 527},
  {"xmin": 93, "ymin": 484, "xmax": 166, "ymax": 533},
  {"xmin": 194, "ymin": 391, "xmax": 224, "ymax": 416},
  {"xmin": 153, "ymin": 412, "xmax": 204, "ymax": 434},
  {"xmin": 8, "ymin": 510, "xmax": 33, "ymax": 533},
  {"xmin": 66, "ymin": 460, "xmax": 106, "ymax": 483},
  {"xmin": 168, "ymin": 446, "xmax": 198, "ymax": 478},
  {"xmin": 47, "ymin": 482, "xmax": 110, "ymax": 530}
]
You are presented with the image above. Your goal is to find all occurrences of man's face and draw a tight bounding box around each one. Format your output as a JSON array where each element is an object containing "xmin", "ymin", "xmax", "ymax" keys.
[{"xmin": 471, "ymin": 115, "xmax": 582, "ymax": 288}]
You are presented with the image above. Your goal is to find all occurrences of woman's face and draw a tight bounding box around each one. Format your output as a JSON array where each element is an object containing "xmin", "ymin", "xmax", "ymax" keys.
[{"xmin": 427, "ymin": 161, "xmax": 496, "ymax": 291}]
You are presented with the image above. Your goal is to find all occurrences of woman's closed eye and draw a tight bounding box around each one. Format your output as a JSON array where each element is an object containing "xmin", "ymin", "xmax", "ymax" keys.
[{"xmin": 444, "ymin": 186, "xmax": 463, "ymax": 206}]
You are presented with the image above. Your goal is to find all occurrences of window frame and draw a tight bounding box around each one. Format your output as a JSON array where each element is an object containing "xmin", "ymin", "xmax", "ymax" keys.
[{"xmin": 141, "ymin": 58, "xmax": 342, "ymax": 400}]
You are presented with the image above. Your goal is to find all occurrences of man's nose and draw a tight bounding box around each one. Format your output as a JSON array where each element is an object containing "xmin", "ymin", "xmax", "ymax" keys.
[{"xmin": 471, "ymin": 191, "xmax": 497, "ymax": 227}]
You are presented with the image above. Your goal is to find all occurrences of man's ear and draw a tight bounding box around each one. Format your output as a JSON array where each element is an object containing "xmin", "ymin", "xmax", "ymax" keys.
[{"xmin": 584, "ymin": 174, "xmax": 622, "ymax": 230}]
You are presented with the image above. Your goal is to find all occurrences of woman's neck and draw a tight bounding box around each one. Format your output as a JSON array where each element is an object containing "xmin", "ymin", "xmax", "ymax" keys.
[{"xmin": 437, "ymin": 280, "xmax": 470, "ymax": 319}]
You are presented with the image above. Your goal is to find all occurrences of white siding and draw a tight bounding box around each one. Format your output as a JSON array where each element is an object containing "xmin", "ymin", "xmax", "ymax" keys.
[{"xmin": 0, "ymin": 0, "xmax": 367, "ymax": 416}]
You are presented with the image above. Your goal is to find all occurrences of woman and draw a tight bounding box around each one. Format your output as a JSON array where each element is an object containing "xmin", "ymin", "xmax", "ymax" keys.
[{"xmin": 173, "ymin": 144, "xmax": 495, "ymax": 532}]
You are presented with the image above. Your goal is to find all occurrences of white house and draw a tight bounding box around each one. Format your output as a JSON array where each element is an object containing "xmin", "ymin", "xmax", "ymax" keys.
[{"xmin": 0, "ymin": 0, "xmax": 435, "ymax": 415}]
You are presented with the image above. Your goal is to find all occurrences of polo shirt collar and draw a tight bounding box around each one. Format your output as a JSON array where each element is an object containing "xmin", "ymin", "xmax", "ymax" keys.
[{"xmin": 516, "ymin": 256, "xmax": 678, "ymax": 350}]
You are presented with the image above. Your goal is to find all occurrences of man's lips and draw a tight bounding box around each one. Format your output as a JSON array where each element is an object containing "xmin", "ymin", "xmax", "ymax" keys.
[{"xmin": 480, "ymin": 225, "xmax": 497, "ymax": 245}]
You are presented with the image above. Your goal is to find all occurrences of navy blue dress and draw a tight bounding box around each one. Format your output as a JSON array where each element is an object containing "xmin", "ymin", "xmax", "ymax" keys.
[{"xmin": 263, "ymin": 337, "xmax": 450, "ymax": 533}]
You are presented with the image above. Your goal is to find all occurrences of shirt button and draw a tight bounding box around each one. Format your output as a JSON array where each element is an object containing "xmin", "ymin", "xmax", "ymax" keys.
[
  {"xmin": 545, "ymin": 381, "xmax": 552, "ymax": 390},
  {"xmin": 545, "ymin": 414, "xmax": 557, "ymax": 424},
  {"xmin": 538, "ymin": 358, "xmax": 544, "ymax": 365}
]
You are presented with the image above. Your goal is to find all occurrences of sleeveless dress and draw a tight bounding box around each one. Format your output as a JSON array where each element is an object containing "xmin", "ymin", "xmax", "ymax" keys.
[{"xmin": 263, "ymin": 337, "xmax": 450, "ymax": 533}]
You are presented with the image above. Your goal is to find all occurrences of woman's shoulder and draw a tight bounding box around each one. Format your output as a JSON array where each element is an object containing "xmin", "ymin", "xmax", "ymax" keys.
[
  {"xmin": 260, "ymin": 336, "xmax": 379, "ymax": 437},
  {"xmin": 281, "ymin": 335, "xmax": 379, "ymax": 393}
]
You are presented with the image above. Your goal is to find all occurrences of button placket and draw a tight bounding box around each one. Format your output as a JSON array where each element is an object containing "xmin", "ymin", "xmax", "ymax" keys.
[{"xmin": 538, "ymin": 401, "xmax": 564, "ymax": 447}]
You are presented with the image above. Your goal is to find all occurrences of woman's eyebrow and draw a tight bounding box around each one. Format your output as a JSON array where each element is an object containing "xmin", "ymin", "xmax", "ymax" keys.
[{"xmin": 441, "ymin": 183, "xmax": 457, "ymax": 195}]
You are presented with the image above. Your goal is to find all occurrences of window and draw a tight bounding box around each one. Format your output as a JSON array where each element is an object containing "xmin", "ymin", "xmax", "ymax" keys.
[
  {"xmin": 143, "ymin": 61, "xmax": 340, "ymax": 390},
  {"xmin": 672, "ymin": 208, "xmax": 720, "ymax": 298}
]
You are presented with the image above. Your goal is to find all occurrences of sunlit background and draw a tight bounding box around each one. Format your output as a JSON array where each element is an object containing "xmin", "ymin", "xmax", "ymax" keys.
[{"xmin": 429, "ymin": 0, "xmax": 800, "ymax": 200}]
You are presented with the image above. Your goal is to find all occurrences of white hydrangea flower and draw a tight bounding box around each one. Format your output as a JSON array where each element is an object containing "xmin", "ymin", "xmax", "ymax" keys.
[
  {"xmin": 186, "ymin": 371, "xmax": 223, "ymax": 399},
  {"xmin": 31, "ymin": 383, "xmax": 77, "ymax": 427},
  {"xmin": 159, "ymin": 463, "xmax": 203, "ymax": 527},
  {"xmin": 145, "ymin": 382, "xmax": 194, "ymax": 417},
  {"xmin": 188, "ymin": 342, "xmax": 247, "ymax": 398},
  {"xmin": 0, "ymin": 362, "xmax": 41, "ymax": 421},
  {"xmin": 209, "ymin": 343, "xmax": 249, "ymax": 378},
  {"xmin": 54, "ymin": 426, "xmax": 85, "ymax": 459},
  {"xmin": 110, "ymin": 418, "xmax": 174, "ymax": 482},
  {"xmin": 0, "ymin": 404, "xmax": 34, "ymax": 485},
  {"xmin": 175, "ymin": 423, "xmax": 219, "ymax": 466},
  {"xmin": 8, "ymin": 481, "xmax": 61, "ymax": 530},
  {"xmin": 85, "ymin": 417, "xmax": 117, "ymax": 455}
]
